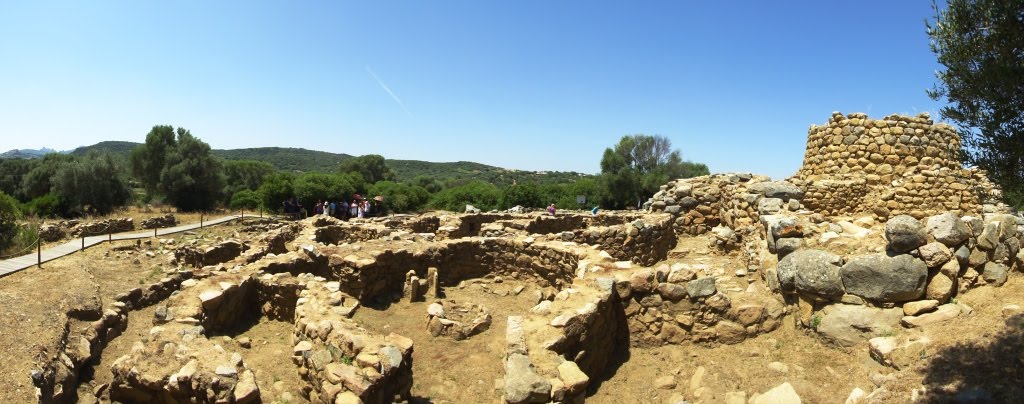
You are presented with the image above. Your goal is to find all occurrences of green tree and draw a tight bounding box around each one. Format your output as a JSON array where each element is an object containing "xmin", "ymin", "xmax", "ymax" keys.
[
  {"xmin": 52, "ymin": 152, "xmax": 133, "ymax": 215},
  {"xmin": 599, "ymin": 134, "xmax": 708, "ymax": 209},
  {"xmin": 293, "ymin": 173, "xmax": 357, "ymax": 212},
  {"xmin": 158, "ymin": 131, "xmax": 226, "ymax": 211},
  {"xmin": 429, "ymin": 181, "xmax": 501, "ymax": 212},
  {"xmin": 338, "ymin": 154, "xmax": 395, "ymax": 184},
  {"xmin": 19, "ymin": 154, "xmax": 75, "ymax": 201},
  {"xmin": 0, "ymin": 191, "xmax": 21, "ymax": 252},
  {"xmin": 229, "ymin": 189, "xmax": 262, "ymax": 210},
  {"xmin": 0, "ymin": 159, "xmax": 35, "ymax": 200},
  {"xmin": 411, "ymin": 175, "xmax": 443, "ymax": 193},
  {"xmin": 368, "ymin": 181, "xmax": 430, "ymax": 213},
  {"xmin": 131, "ymin": 125, "xmax": 178, "ymax": 198},
  {"xmin": 258, "ymin": 172, "xmax": 295, "ymax": 213},
  {"xmin": 223, "ymin": 160, "xmax": 276, "ymax": 203},
  {"xmin": 500, "ymin": 182, "xmax": 544, "ymax": 208},
  {"xmin": 928, "ymin": 0, "xmax": 1024, "ymax": 208},
  {"xmin": 22, "ymin": 193, "xmax": 59, "ymax": 217}
]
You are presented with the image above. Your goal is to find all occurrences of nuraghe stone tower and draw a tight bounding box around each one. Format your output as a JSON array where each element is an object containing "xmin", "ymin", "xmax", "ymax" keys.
[{"xmin": 788, "ymin": 111, "xmax": 1000, "ymax": 218}]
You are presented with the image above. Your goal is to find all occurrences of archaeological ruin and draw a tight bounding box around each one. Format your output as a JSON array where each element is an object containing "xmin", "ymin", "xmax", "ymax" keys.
[{"xmin": 14, "ymin": 112, "xmax": 1024, "ymax": 403}]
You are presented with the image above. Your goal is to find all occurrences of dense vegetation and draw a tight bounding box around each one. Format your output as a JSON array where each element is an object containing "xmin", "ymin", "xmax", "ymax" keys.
[
  {"xmin": 928, "ymin": 0, "xmax": 1024, "ymax": 209},
  {"xmin": 131, "ymin": 126, "xmax": 225, "ymax": 211},
  {"xmin": 72, "ymin": 141, "xmax": 592, "ymax": 186},
  {"xmin": 0, "ymin": 129, "xmax": 709, "ymax": 231}
]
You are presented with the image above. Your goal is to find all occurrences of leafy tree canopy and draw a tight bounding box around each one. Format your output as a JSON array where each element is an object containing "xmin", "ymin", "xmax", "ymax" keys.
[
  {"xmin": 293, "ymin": 173, "xmax": 357, "ymax": 212},
  {"xmin": 599, "ymin": 134, "xmax": 708, "ymax": 209},
  {"xmin": 258, "ymin": 172, "xmax": 295, "ymax": 213},
  {"xmin": 131, "ymin": 125, "xmax": 178, "ymax": 197},
  {"xmin": 928, "ymin": 0, "xmax": 1024, "ymax": 207},
  {"xmin": 429, "ymin": 181, "xmax": 501, "ymax": 212},
  {"xmin": 338, "ymin": 154, "xmax": 395, "ymax": 184},
  {"xmin": 223, "ymin": 159, "xmax": 276, "ymax": 203},
  {"xmin": 128, "ymin": 126, "xmax": 226, "ymax": 211},
  {"xmin": 52, "ymin": 152, "xmax": 133, "ymax": 216},
  {"xmin": 0, "ymin": 191, "xmax": 21, "ymax": 252},
  {"xmin": 20, "ymin": 153, "xmax": 75, "ymax": 201},
  {"xmin": 229, "ymin": 189, "xmax": 262, "ymax": 210},
  {"xmin": 368, "ymin": 181, "xmax": 430, "ymax": 213}
]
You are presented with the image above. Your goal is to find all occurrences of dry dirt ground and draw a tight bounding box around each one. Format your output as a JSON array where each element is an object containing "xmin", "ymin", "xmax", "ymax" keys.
[
  {"xmin": 0, "ymin": 220, "xmax": 241, "ymax": 404},
  {"xmin": 3, "ymin": 219, "xmax": 1024, "ymax": 403}
]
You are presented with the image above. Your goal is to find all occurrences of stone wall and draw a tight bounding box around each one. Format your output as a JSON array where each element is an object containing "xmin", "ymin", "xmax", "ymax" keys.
[
  {"xmin": 646, "ymin": 174, "xmax": 769, "ymax": 238},
  {"xmin": 790, "ymin": 111, "xmax": 1000, "ymax": 218},
  {"xmin": 617, "ymin": 267, "xmax": 785, "ymax": 347},
  {"xmin": 544, "ymin": 278, "xmax": 627, "ymax": 381},
  {"xmin": 763, "ymin": 210, "xmax": 1024, "ymax": 346},
  {"xmin": 524, "ymin": 215, "xmax": 586, "ymax": 235},
  {"xmin": 317, "ymin": 238, "xmax": 579, "ymax": 301},
  {"xmin": 293, "ymin": 278, "xmax": 414, "ymax": 403},
  {"xmin": 577, "ymin": 213, "xmax": 676, "ymax": 266}
]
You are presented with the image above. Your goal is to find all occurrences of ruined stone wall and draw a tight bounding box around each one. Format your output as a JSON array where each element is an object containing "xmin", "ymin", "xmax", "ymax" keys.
[
  {"xmin": 524, "ymin": 215, "xmax": 587, "ymax": 235},
  {"xmin": 544, "ymin": 278, "xmax": 627, "ymax": 379},
  {"xmin": 577, "ymin": 213, "xmax": 676, "ymax": 266},
  {"xmin": 646, "ymin": 174, "xmax": 766, "ymax": 237},
  {"xmin": 293, "ymin": 279, "xmax": 414, "ymax": 403},
  {"xmin": 616, "ymin": 267, "xmax": 784, "ymax": 347},
  {"xmin": 439, "ymin": 213, "xmax": 515, "ymax": 239},
  {"xmin": 315, "ymin": 225, "xmax": 383, "ymax": 245},
  {"xmin": 316, "ymin": 239, "xmax": 579, "ymax": 301},
  {"xmin": 790, "ymin": 111, "xmax": 998, "ymax": 218}
]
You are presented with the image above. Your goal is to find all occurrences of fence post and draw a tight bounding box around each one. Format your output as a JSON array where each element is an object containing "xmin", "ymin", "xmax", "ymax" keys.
[
  {"xmin": 37, "ymin": 241, "xmax": 41, "ymax": 268},
  {"xmin": 260, "ymin": 206, "xmax": 263, "ymax": 218},
  {"xmin": 108, "ymin": 229, "xmax": 111, "ymax": 242},
  {"xmin": 201, "ymin": 214, "xmax": 204, "ymax": 228},
  {"xmin": 154, "ymin": 228, "xmax": 158, "ymax": 237},
  {"xmin": 81, "ymin": 237, "xmax": 85, "ymax": 251}
]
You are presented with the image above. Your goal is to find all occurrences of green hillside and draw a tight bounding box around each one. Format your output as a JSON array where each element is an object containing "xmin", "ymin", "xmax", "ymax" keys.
[
  {"xmin": 66, "ymin": 141, "xmax": 592, "ymax": 184},
  {"xmin": 70, "ymin": 141, "xmax": 139, "ymax": 158},
  {"xmin": 215, "ymin": 147, "xmax": 353, "ymax": 173}
]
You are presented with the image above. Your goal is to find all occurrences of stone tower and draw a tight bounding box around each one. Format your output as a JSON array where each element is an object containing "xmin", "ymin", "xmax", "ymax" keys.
[{"xmin": 788, "ymin": 111, "xmax": 999, "ymax": 218}]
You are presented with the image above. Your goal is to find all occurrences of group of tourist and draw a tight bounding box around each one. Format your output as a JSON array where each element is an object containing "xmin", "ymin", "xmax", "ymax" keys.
[{"xmin": 282, "ymin": 194, "xmax": 385, "ymax": 220}]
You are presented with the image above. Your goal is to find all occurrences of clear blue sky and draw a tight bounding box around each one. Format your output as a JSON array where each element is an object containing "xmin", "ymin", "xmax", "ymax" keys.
[{"xmin": 0, "ymin": 1, "xmax": 948, "ymax": 179}]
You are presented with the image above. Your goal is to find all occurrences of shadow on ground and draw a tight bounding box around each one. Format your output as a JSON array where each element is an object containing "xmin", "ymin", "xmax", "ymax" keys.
[{"xmin": 921, "ymin": 315, "xmax": 1024, "ymax": 402}]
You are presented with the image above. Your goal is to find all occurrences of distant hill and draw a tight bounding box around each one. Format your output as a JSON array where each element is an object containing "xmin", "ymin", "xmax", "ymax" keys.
[
  {"xmin": 52, "ymin": 141, "xmax": 593, "ymax": 185},
  {"xmin": 70, "ymin": 141, "xmax": 139, "ymax": 157},
  {"xmin": 388, "ymin": 159, "xmax": 589, "ymax": 185},
  {"xmin": 0, "ymin": 147, "xmax": 58, "ymax": 159},
  {"xmin": 215, "ymin": 147, "xmax": 354, "ymax": 173}
]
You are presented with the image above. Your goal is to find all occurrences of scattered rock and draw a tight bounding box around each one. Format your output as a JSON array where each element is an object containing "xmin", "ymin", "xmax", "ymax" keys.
[
  {"xmin": 654, "ymin": 375, "xmax": 677, "ymax": 390},
  {"xmin": 752, "ymin": 382, "xmax": 801, "ymax": 404},
  {"xmin": 903, "ymin": 300, "xmax": 939, "ymax": 316},
  {"xmin": 901, "ymin": 304, "xmax": 963, "ymax": 328}
]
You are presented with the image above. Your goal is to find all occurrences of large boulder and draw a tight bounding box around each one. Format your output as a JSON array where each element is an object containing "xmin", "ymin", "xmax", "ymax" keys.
[
  {"xmin": 840, "ymin": 254, "xmax": 927, "ymax": 303},
  {"xmin": 504, "ymin": 353, "xmax": 551, "ymax": 404},
  {"xmin": 925, "ymin": 212, "xmax": 970, "ymax": 247},
  {"xmin": 816, "ymin": 304, "xmax": 903, "ymax": 347},
  {"xmin": 748, "ymin": 181, "xmax": 804, "ymax": 202},
  {"xmin": 885, "ymin": 215, "xmax": 927, "ymax": 253},
  {"xmin": 777, "ymin": 249, "xmax": 845, "ymax": 301}
]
